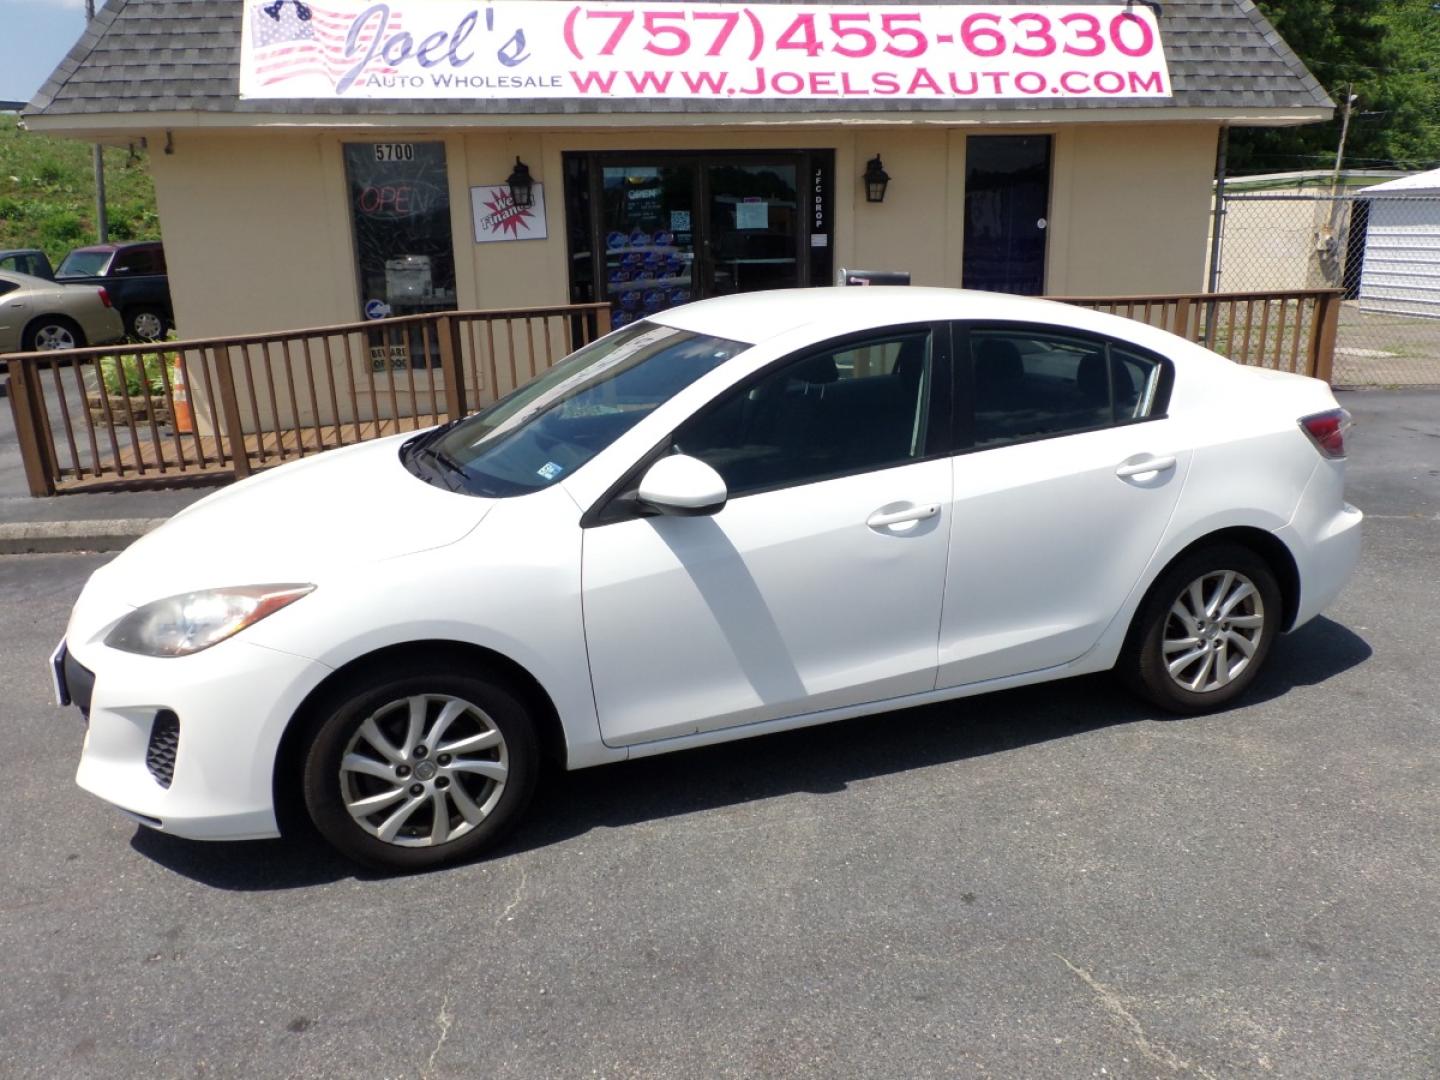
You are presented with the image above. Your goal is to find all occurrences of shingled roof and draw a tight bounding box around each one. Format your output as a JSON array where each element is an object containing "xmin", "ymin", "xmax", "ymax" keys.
[{"xmin": 25, "ymin": 0, "xmax": 1332, "ymax": 124}]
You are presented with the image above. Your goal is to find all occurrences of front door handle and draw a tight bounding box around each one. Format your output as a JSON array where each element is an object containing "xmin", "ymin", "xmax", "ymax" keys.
[
  {"xmin": 867, "ymin": 503, "xmax": 940, "ymax": 529},
  {"xmin": 1115, "ymin": 455, "xmax": 1177, "ymax": 479}
]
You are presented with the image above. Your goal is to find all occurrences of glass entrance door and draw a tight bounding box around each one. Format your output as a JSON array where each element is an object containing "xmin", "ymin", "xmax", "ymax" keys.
[
  {"xmin": 703, "ymin": 161, "xmax": 802, "ymax": 298},
  {"xmin": 576, "ymin": 152, "xmax": 818, "ymax": 327},
  {"xmin": 962, "ymin": 135, "xmax": 1052, "ymax": 295},
  {"xmin": 598, "ymin": 163, "xmax": 697, "ymax": 329}
]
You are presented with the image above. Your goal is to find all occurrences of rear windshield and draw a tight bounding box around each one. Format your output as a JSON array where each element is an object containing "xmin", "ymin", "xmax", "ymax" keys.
[
  {"xmin": 405, "ymin": 321, "xmax": 750, "ymax": 498},
  {"xmin": 55, "ymin": 251, "xmax": 112, "ymax": 278}
]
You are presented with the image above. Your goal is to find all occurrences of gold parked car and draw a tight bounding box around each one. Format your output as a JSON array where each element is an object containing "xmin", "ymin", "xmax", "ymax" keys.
[{"xmin": 0, "ymin": 269, "xmax": 127, "ymax": 353}]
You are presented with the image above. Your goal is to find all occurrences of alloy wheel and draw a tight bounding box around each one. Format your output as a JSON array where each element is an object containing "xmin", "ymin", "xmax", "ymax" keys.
[
  {"xmin": 1161, "ymin": 569, "xmax": 1266, "ymax": 694},
  {"xmin": 33, "ymin": 323, "xmax": 78, "ymax": 350},
  {"xmin": 339, "ymin": 693, "xmax": 509, "ymax": 848}
]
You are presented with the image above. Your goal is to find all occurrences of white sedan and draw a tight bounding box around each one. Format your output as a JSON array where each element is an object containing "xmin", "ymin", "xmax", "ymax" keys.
[{"xmin": 54, "ymin": 288, "xmax": 1361, "ymax": 870}]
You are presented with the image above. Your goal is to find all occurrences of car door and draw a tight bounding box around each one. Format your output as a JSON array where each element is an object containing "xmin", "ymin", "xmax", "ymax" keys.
[
  {"xmin": 937, "ymin": 323, "xmax": 1191, "ymax": 688},
  {"xmin": 582, "ymin": 324, "xmax": 954, "ymax": 746}
]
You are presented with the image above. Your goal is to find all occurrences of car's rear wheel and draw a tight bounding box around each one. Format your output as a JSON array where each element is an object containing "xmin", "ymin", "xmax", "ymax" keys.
[
  {"xmin": 22, "ymin": 316, "xmax": 85, "ymax": 351},
  {"xmin": 126, "ymin": 307, "xmax": 168, "ymax": 342},
  {"xmin": 301, "ymin": 665, "xmax": 539, "ymax": 871},
  {"xmin": 1123, "ymin": 544, "xmax": 1282, "ymax": 714}
]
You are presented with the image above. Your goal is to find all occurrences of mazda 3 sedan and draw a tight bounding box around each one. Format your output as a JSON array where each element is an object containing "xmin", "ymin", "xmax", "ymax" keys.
[{"xmin": 53, "ymin": 289, "xmax": 1361, "ymax": 870}]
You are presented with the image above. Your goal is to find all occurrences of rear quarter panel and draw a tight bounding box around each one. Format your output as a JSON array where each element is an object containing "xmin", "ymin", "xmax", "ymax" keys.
[{"xmin": 1080, "ymin": 346, "xmax": 1341, "ymax": 667}]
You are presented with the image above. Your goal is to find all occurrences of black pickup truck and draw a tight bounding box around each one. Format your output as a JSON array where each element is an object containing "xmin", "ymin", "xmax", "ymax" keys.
[{"xmin": 54, "ymin": 241, "xmax": 174, "ymax": 341}]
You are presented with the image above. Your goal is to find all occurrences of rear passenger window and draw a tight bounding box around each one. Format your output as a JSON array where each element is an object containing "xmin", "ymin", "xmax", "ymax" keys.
[
  {"xmin": 1112, "ymin": 346, "xmax": 1164, "ymax": 420},
  {"xmin": 675, "ymin": 328, "xmax": 934, "ymax": 497},
  {"xmin": 967, "ymin": 328, "xmax": 1165, "ymax": 449}
]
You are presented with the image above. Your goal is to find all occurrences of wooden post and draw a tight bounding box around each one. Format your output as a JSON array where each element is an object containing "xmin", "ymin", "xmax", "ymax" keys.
[
  {"xmin": 1173, "ymin": 297, "xmax": 1194, "ymax": 341},
  {"xmin": 1311, "ymin": 290, "xmax": 1342, "ymax": 384},
  {"xmin": 211, "ymin": 345, "xmax": 252, "ymax": 480},
  {"xmin": 7, "ymin": 360, "xmax": 58, "ymax": 497},
  {"xmin": 436, "ymin": 314, "xmax": 467, "ymax": 421}
]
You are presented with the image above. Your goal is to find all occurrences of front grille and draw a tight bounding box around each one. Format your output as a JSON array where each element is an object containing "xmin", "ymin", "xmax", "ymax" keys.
[{"xmin": 145, "ymin": 710, "xmax": 180, "ymax": 789}]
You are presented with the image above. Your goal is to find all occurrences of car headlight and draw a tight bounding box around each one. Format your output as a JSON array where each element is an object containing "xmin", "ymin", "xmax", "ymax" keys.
[{"xmin": 104, "ymin": 584, "xmax": 315, "ymax": 657}]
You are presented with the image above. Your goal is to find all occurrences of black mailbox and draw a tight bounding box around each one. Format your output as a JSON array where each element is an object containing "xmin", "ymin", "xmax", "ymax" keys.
[{"xmin": 838, "ymin": 268, "xmax": 911, "ymax": 286}]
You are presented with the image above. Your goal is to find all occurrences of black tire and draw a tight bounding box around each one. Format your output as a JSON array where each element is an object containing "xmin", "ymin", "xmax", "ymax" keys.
[
  {"xmin": 126, "ymin": 306, "xmax": 169, "ymax": 342},
  {"xmin": 301, "ymin": 664, "xmax": 539, "ymax": 871},
  {"xmin": 1121, "ymin": 543, "xmax": 1282, "ymax": 714},
  {"xmin": 21, "ymin": 316, "xmax": 85, "ymax": 352}
]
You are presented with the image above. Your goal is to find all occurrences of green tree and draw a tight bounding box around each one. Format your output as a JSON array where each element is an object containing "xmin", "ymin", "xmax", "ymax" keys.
[
  {"xmin": 1229, "ymin": 0, "xmax": 1440, "ymax": 175},
  {"xmin": 1376, "ymin": 0, "xmax": 1440, "ymax": 166}
]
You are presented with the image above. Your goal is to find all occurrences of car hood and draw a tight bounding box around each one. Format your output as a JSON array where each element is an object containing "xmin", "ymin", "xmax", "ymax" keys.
[{"xmin": 95, "ymin": 434, "xmax": 492, "ymax": 607}]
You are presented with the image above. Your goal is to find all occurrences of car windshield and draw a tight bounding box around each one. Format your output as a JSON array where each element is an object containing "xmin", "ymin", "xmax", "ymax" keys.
[
  {"xmin": 55, "ymin": 251, "xmax": 112, "ymax": 278},
  {"xmin": 408, "ymin": 321, "xmax": 750, "ymax": 498}
]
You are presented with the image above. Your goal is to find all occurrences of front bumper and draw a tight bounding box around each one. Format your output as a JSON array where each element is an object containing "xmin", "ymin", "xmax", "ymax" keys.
[{"xmin": 64, "ymin": 634, "xmax": 332, "ymax": 841}]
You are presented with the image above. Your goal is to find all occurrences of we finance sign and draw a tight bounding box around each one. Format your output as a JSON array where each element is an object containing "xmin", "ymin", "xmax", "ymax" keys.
[{"xmin": 239, "ymin": 1, "xmax": 1171, "ymax": 101}]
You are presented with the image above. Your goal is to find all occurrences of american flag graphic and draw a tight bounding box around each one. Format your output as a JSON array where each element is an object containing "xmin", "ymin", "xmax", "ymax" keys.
[{"xmin": 248, "ymin": 1, "xmax": 403, "ymax": 90}]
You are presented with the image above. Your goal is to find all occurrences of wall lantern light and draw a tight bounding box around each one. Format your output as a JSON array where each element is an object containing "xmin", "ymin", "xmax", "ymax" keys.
[
  {"xmin": 507, "ymin": 157, "xmax": 536, "ymax": 209},
  {"xmin": 863, "ymin": 154, "xmax": 890, "ymax": 204}
]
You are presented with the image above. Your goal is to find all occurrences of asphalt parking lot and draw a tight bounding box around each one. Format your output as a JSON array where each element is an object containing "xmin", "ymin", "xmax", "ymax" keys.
[{"xmin": 1, "ymin": 389, "xmax": 1436, "ymax": 1079}]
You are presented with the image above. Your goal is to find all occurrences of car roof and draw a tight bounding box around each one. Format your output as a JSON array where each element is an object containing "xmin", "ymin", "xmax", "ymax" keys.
[
  {"xmin": 65, "ymin": 241, "xmax": 161, "ymax": 254},
  {"xmin": 649, "ymin": 287, "xmax": 1176, "ymax": 350}
]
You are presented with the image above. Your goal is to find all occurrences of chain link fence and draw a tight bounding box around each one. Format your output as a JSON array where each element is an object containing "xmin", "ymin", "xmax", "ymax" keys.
[{"xmin": 1211, "ymin": 190, "xmax": 1440, "ymax": 387}]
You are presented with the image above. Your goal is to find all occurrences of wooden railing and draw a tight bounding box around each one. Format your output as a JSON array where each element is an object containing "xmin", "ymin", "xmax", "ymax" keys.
[
  {"xmin": 5, "ymin": 303, "xmax": 610, "ymax": 496},
  {"xmin": 1051, "ymin": 288, "xmax": 1343, "ymax": 383},
  {"xmin": 6, "ymin": 288, "xmax": 1342, "ymax": 497}
]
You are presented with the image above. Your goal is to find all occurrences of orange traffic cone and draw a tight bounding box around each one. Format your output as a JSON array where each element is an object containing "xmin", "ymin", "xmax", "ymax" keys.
[{"xmin": 170, "ymin": 354, "xmax": 193, "ymax": 434}]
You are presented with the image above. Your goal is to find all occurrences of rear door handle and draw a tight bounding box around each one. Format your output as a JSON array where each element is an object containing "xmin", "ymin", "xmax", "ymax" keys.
[
  {"xmin": 867, "ymin": 503, "xmax": 940, "ymax": 528},
  {"xmin": 1115, "ymin": 456, "xmax": 1177, "ymax": 479}
]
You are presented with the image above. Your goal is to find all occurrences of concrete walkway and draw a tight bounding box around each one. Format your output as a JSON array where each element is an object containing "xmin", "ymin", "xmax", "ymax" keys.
[{"xmin": 0, "ymin": 399, "xmax": 218, "ymax": 552}]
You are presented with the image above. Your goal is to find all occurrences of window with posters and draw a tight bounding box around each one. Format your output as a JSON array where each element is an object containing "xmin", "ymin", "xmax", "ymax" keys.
[{"xmin": 343, "ymin": 142, "xmax": 458, "ymax": 369}]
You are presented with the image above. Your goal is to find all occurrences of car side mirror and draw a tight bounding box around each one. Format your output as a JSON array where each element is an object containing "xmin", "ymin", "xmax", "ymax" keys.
[{"xmin": 637, "ymin": 454, "xmax": 727, "ymax": 517}]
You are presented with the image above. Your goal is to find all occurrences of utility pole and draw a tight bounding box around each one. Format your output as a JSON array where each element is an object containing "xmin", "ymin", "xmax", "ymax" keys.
[
  {"xmin": 85, "ymin": 0, "xmax": 109, "ymax": 243},
  {"xmin": 1204, "ymin": 125, "xmax": 1229, "ymax": 348},
  {"xmin": 1330, "ymin": 85, "xmax": 1357, "ymax": 195}
]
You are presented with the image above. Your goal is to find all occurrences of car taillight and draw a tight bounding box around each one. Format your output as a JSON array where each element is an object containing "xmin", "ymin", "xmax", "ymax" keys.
[
  {"xmin": 97, "ymin": 287, "xmax": 113, "ymax": 309},
  {"xmin": 1299, "ymin": 408, "xmax": 1351, "ymax": 459}
]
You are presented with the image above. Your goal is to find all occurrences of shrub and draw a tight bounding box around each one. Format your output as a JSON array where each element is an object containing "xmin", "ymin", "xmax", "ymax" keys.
[
  {"xmin": 38, "ymin": 209, "xmax": 85, "ymax": 251},
  {"xmin": 101, "ymin": 351, "xmax": 170, "ymax": 398},
  {"xmin": 36, "ymin": 161, "xmax": 67, "ymax": 186}
]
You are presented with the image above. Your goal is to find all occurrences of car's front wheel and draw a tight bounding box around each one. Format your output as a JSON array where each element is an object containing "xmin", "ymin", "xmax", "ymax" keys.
[
  {"xmin": 301, "ymin": 665, "xmax": 539, "ymax": 871},
  {"xmin": 1123, "ymin": 544, "xmax": 1282, "ymax": 714}
]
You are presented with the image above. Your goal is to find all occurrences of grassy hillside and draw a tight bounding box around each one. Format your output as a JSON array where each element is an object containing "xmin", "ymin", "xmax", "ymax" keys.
[{"xmin": 0, "ymin": 113, "xmax": 159, "ymax": 262}]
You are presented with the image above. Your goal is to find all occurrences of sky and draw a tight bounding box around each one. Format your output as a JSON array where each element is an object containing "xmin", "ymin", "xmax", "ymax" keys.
[{"xmin": 0, "ymin": 0, "xmax": 89, "ymax": 103}]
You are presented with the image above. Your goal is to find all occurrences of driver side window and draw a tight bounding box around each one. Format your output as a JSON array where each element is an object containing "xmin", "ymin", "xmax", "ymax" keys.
[{"xmin": 675, "ymin": 328, "xmax": 934, "ymax": 498}]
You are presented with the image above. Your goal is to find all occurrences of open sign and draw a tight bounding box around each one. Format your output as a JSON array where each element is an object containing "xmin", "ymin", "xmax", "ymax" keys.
[{"xmin": 357, "ymin": 185, "xmax": 415, "ymax": 216}]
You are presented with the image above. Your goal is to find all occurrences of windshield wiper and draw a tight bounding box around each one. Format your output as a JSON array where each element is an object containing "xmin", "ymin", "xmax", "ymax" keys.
[{"xmin": 412, "ymin": 443, "xmax": 471, "ymax": 493}]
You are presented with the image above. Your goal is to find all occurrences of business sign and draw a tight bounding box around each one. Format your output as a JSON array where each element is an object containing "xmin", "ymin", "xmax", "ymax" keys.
[
  {"xmin": 240, "ymin": 2, "xmax": 1171, "ymax": 101},
  {"xmin": 471, "ymin": 183, "xmax": 548, "ymax": 242}
]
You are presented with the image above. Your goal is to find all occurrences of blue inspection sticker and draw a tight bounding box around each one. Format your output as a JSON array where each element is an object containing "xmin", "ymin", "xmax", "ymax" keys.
[{"xmin": 536, "ymin": 461, "xmax": 564, "ymax": 481}]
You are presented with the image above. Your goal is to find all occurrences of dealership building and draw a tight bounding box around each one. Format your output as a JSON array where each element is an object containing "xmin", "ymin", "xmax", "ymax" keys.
[{"xmin": 24, "ymin": 0, "xmax": 1331, "ymax": 341}]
